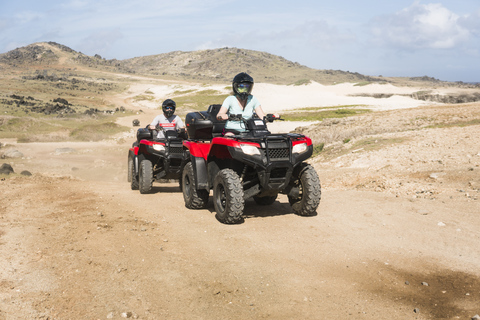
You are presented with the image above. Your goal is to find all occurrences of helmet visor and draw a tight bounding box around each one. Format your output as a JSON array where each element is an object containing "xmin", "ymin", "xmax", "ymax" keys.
[{"xmin": 236, "ymin": 83, "xmax": 252, "ymax": 94}]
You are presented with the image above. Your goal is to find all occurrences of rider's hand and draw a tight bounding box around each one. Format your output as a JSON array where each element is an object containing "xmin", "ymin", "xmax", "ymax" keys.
[
  {"xmin": 148, "ymin": 125, "xmax": 155, "ymax": 130},
  {"xmin": 265, "ymin": 113, "xmax": 281, "ymax": 122},
  {"xmin": 217, "ymin": 114, "xmax": 228, "ymax": 121}
]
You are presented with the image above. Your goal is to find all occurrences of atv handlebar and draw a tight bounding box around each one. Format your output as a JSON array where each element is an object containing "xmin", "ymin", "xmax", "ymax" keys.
[
  {"xmin": 149, "ymin": 125, "xmax": 187, "ymax": 139},
  {"xmin": 265, "ymin": 113, "xmax": 283, "ymax": 122},
  {"xmin": 227, "ymin": 113, "xmax": 282, "ymax": 123}
]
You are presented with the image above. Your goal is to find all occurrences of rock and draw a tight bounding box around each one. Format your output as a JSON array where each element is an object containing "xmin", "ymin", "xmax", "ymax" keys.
[
  {"xmin": 0, "ymin": 163, "xmax": 14, "ymax": 174},
  {"xmin": 132, "ymin": 119, "xmax": 140, "ymax": 126},
  {"xmin": 472, "ymin": 315, "xmax": 480, "ymax": 320},
  {"xmin": 421, "ymin": 282, "xmax": 429, "ymax": 286},
  {"xmin": 417, "ymin": 209, "xmax": 430, "ymax": 215},
  {"xmin": 54, "ymin": 148, "xmax": 76, "ymax": 155},
  {"xmin": 414, "ymin": 308, "xmax": 420, "ymax": 313},
  {"xmin": 107, "ymin": 312, "xmax": 114, "ymax": 319},
  {"xmin": 1, "ymin": 149, "xmax": 23, "ymax": 159},
  {"xmin": 20, "ymin": 170, "xmax": 32, "ymax": 176},
  {"xmin": 429, "ymin": 172, "xmax": 445, "ymax": 179},
  {"xmin": 121, "ymin": 311, "xmax": 133, "ymax": 318}
]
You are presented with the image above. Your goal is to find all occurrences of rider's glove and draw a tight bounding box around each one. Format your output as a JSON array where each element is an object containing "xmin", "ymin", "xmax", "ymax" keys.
[{"xmin": 265, "ymin": 114, "xmax": 276, "ymax": 123}]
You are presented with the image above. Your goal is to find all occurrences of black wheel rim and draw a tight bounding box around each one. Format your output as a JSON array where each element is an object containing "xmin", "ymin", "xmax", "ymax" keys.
[
  {"xmin": 216, "ymin": 183, "xmax": 227, "ymax": 213},
  {"xmin": 184, "ymin": 174, "xmax": 191, "ymax": 198},
  {"xmin": 298, "ymin": 180, "xmax": 304, "ymax": 201}
]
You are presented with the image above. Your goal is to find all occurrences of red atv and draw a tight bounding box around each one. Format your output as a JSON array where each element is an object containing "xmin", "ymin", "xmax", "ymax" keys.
[
  {"xmin": 182, "ymin": 104, "xmax": 321, "ymax": 224},
  {"xmin": 128, "ymin": 126, "xmax": 187, "ymax": 193}
]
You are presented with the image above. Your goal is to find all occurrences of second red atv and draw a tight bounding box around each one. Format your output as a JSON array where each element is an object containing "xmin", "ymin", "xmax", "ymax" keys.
[
  {"xmin": 181, "ymin": 104, "xmax": 321, "ymax": 224},
  {"xmin": 128, "ymin": 126, "xmax": 187, "ymax": 194}
]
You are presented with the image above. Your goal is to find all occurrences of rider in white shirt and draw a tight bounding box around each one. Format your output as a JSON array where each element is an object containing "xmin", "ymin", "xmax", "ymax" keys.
[{"xmin": 148, "ymin": 99, "xmax": 185, "ymax": 139}]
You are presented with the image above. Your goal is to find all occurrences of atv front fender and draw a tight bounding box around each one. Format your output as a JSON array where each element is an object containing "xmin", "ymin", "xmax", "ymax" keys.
[{"xmin": 183, "ymin": 141, "xmax": 211, "ymax": 191}]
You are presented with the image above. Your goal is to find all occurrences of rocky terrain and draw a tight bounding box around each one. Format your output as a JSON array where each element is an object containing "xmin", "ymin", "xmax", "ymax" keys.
[{"xmin": 0, "ymin": 42, "xmax": 479, "ymax": 319}]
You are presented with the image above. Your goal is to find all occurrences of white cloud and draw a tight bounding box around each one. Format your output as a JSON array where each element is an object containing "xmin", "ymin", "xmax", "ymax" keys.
[
  {"xmin": 0, "ymin": 19, "xmax": 8, "ymax": 32},
  {"xmin": 14, "ymin": 11, "xmax": 44, "ymax": 24},
  {"xmin": 195, "ymin": 19, "xmax": 355, "ymax": 53},
  {"xmin": 61, "ymin": 0, "xmax": 90, "ymax": 9},
  {"xmin": 78, "ymin": 29, "xmax": 124, "ymax": 56},
  {"xmin": 285, "ymin": 20, "xmax": 356, "ymax": 50},
  {"xmin": 370, "ymin": 2, "xmax": 470, "ymax": 50},
  {"xmin": 459, "ymin": 9, "xmax": 480, "ymax": 36}
]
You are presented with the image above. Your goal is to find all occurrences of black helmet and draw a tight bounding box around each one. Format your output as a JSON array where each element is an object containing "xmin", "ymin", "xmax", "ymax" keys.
[
  {"xmin": 162, "ymin": 99, "xmax": 176, "ymax": 117},
  {"xmin": 232, "ymin": 72, "xmax": 254, "ymax": 100}
]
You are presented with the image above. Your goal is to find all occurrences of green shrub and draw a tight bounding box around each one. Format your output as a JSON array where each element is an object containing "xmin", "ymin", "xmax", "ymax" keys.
[
  {"xmin": 292, "ymin": 79, "xmax": 311, "ymax": 86},
  {"xmin": 312, "ymin": 143, "xmax": 324, "ymax": 156},
  {"xmin": 282, "ymin": 108, "xmax": 371, "ymax": 121}
]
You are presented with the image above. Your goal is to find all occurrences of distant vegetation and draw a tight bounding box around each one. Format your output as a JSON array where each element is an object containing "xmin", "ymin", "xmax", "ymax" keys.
[
  {"xmin": 172, "ymin": 90, "xmax": 229, "ymax": 112},
  {"xmin": 0, "ymin": 114, "xmax": 129, "ymax": 143},
  {"xmin": 282, "ymin": 106, "xmax": 371, "ymax": 122}
]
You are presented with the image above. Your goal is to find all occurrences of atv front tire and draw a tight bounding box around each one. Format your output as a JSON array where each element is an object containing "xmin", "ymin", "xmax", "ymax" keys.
[
  {"xmin": 182, "ymin": 162, "xmax": 209, "ymax": 209},
  {"xmin": 129, "ymin": 156, "xmax": 139, "ymax": 190},
  {"xmin": 213, "ymin": 169, "xmax": 244, "ymax": 224},
  {"xmin": 139, "ymin": 159, "xmax": 153, "ymax": 194},
  {"xmin": 128, "ymin": 156, "xmax": 133, "ymax": 183},
  {"xmin": 288, "ymin": 163, "xmax": 321, "ymax": 216}
]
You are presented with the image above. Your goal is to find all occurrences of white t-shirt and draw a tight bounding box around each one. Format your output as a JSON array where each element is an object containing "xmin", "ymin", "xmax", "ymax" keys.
[{"xmin": 150, "ymin": 114, "xmax": 184, "ymax": 139}]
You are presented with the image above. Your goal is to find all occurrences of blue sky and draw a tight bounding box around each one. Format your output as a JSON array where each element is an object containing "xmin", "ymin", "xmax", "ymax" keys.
[{"xmin": 1, "ymin": 0, "xmax": 480, "ymax": 82}]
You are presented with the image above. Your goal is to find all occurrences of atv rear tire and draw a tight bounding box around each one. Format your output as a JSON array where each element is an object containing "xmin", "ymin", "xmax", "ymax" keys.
[
  {"xmin": 130, "ymin": 156, "xmax": 139, "ymax": 190},
  {"xmin": 213, "ymin": 169, "xmax": 244, "ymax": 224},
  {"xmin": 139, "ymin": 159, "xmax": 153, "ymax": 194},
  {"xmin": 288, "ymin": 163, "xmax": 321, "ymax": 216},
  {"xmin": 182, "ymin": 162, "xmax": 209, "ymax": 209},
  {"xmin": 253, "ymin": 194, "xmax": 277, "ymax": 205}
]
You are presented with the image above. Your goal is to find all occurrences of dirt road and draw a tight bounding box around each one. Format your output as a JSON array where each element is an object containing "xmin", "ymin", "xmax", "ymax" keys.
[{"xmin": 1, "ymin": 101, "xmax": 480, "ymax": 319}]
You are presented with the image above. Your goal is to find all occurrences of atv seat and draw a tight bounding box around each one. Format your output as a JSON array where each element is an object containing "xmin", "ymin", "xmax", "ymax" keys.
[{"xmin": 208, "ymin": 104, "xmax": 225, "ymax": 137}]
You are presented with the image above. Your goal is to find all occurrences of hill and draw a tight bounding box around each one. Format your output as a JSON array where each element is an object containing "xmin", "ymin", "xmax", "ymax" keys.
[
  {"xmin": 0, "ymin": 41, "xmax": 467, "ymax": 86},
  {"xmin": 120, "ymin": 47, "xmax": 384, "ymax": 85}
]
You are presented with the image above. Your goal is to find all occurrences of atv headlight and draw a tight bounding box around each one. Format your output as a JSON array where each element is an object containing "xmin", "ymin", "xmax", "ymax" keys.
[
  {"xmin": 153, "ymin": 144, "xmax": 165, "ymax": 152},
  {"xmin": 240, "ymin": 144, "xmax": 261, "ymax": 156},
  {"xmin": 292, "ymin": 143, "xmax": 307, "ymax": 154}
]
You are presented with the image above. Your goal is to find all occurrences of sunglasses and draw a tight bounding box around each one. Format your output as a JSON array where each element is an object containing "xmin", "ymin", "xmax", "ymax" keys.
[{"xmin": 164, "ymin": 106, "xmax": 174, "ymax": 110}]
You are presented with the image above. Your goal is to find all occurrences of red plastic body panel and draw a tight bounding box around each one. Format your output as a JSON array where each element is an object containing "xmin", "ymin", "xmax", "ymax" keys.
[
  {"xmin": 183, "ymin": 137, "xmax": 262, "ymax": 160},
  {"xmin": 139, "ymin": 140, "xmax": 165, "ymax": 147},
  {"xmin": 183, "ymin": 141, "xmax": 211, "ymax": 160},
  {"xmin": 129, "ymin": 146, "xmax": 140, "ymax": 156},
  {"xmin": 210, "ymin": 137, "xmax": 260, "ymax": 149}
]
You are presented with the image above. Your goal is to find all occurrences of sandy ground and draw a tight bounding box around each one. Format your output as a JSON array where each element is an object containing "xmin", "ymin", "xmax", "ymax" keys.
[
  {"xmin": 123, "ymin": 81, "xmax": 444, "ymax": 113},
  {"xmin": 1, "ymin": 81, "xmax": 480, "ymax": 319}
]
